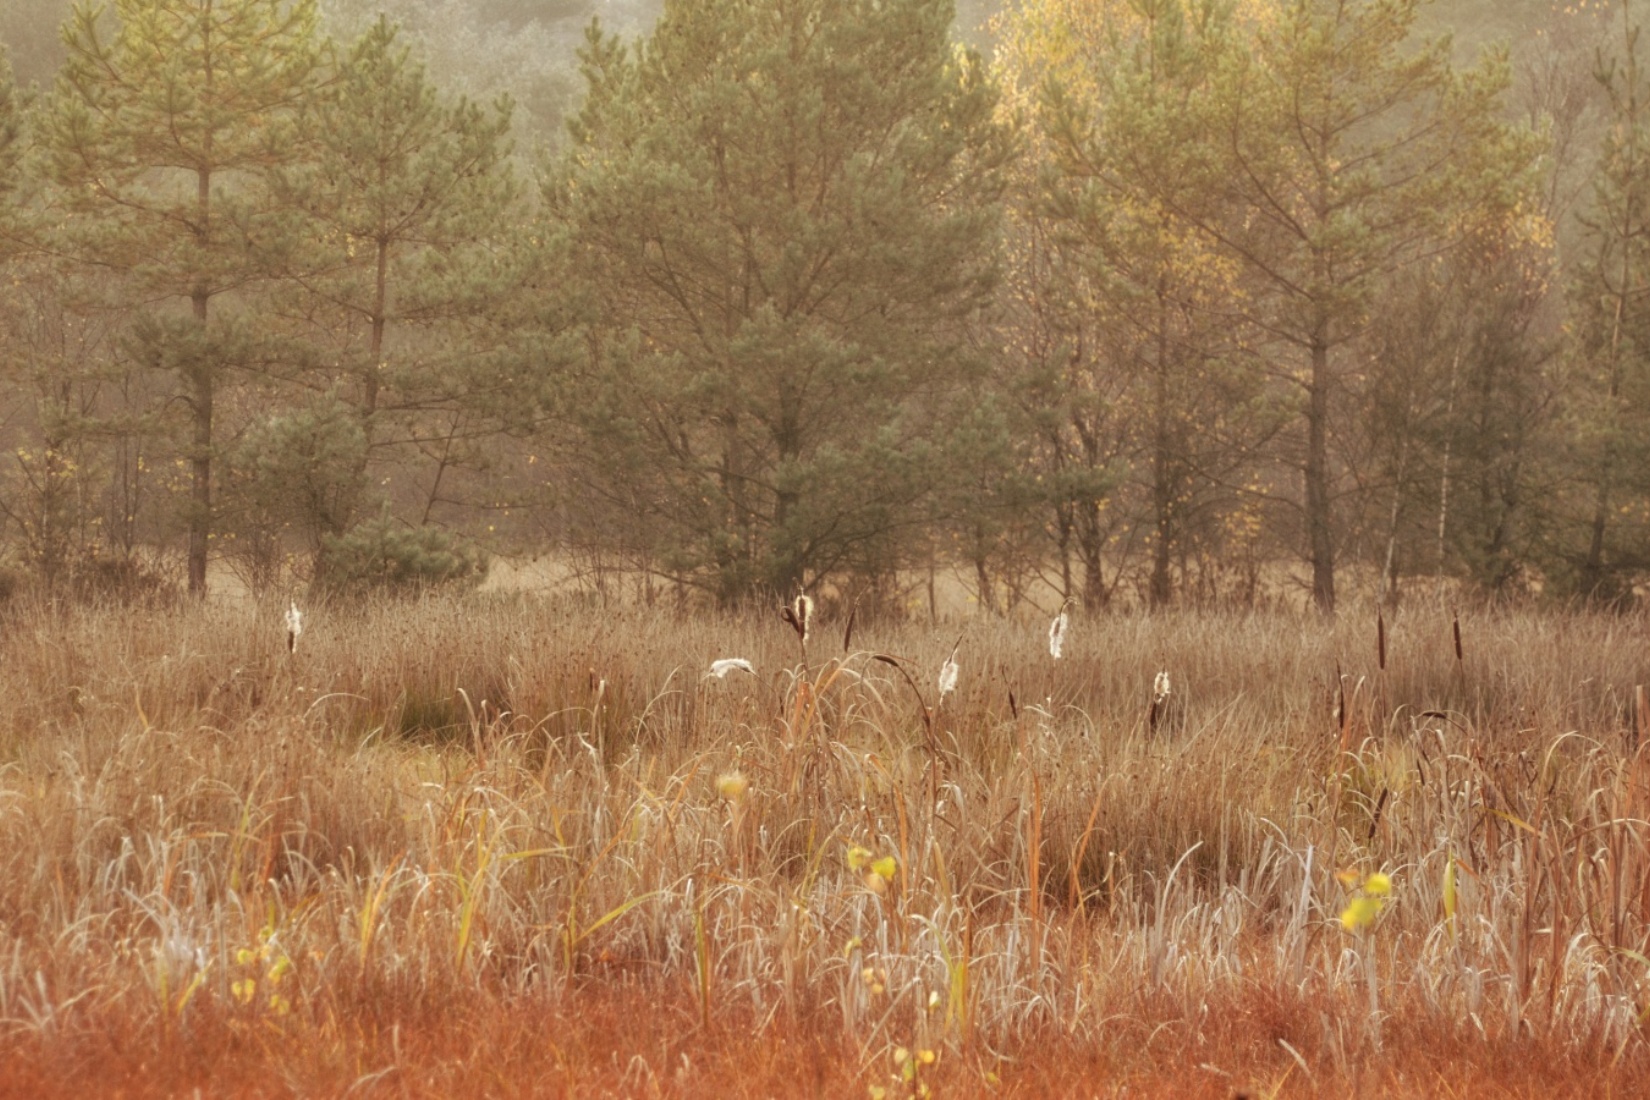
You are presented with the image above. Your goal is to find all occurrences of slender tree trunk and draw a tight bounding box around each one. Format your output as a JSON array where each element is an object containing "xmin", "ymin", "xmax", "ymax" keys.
[
  {"xmin": 366, "ymin": 236, "xmax": 388, "ymax": 417},
  {"xmin": 421, "ymin": 410, "xmax": 461, "ymax": 525},
  {"xmin": 1583, "ymin": 0, "xmax": 1643, "ymax": 601},
  {"xmin": 1073, "ymin": 413, "xmax": 1108, "ymax": 611},
  {"xmin": 1305, "ymin": 335, "xmax": 1335, "ymax": 613},
  {"xmin": 1149, "ymin": 283, "xmax": 1173, "ymax": 608},
  {"xmin": 1055, "ymin": 498, "xmax": 1073, "ymax": 604},
  {"xmin": 769, "ymin": 412, "xmax": 802, "ymax": 594},
  {"xmin": 1582, "ymin": 237, "xmax": 1632, "ymax": 598},
  {"xmin": 1434, "ymin": 348, "xmax": 1459, "ymax": 587},
  {"xmin": 188, "ymin": 288, "xmax": 212, "ymax": 597},
  {"xmin": 1381, "ymin": 440, "xmax": 1407, "ymax": 608},
  {"xmin": 974, "ymin": 536, "xmax": 995, "ymax": 616},
  {"xmin": 187, "ymin": 50, "xmax": 215, "ymax": 598}
]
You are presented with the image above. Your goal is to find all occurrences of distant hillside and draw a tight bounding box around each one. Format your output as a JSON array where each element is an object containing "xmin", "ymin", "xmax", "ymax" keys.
[{"xmin": 0, "ymin": 0, "xmax": 1610, "ymax": 138}]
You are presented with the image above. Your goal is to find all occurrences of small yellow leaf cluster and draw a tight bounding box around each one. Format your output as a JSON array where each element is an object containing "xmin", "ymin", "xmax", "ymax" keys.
[
  {"xmin": 847, "ymin": 845, "xmax": 898, "ymax": 895},
  {"xmin": 1339, "ymin": 870, "xmax": 1393, "ymax": 932},
  {"xmin": 233, "ymin": 935, "xmax": 293, "ymax": 1015},
  {"xmin": 869, "ymin": 1045, "xmax": 939, "ymax": 1099}
]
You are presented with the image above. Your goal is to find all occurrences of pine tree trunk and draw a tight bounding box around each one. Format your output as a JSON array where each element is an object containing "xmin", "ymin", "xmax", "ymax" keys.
[
  {"xmin": 1149, "ymin": 285, "xmax": 1173, "ymax": 608},
  {"xmin": 1305, "ymin": 336, "xmax": 1335, "ymax": 613},
  {"xmin": 188, "ymin": 290, "xmax": 212, "ymax": 598}
]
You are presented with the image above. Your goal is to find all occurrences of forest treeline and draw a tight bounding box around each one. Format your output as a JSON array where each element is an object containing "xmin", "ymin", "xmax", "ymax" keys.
[{"xmin": 0, "ymin": 0, "xmax": 1645, "ymax": 613}]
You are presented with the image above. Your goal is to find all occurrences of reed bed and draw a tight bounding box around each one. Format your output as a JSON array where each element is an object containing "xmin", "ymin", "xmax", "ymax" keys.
[{"xmin": 0, "ymin": 594, "xmax": 1646, "ymax": 1097}]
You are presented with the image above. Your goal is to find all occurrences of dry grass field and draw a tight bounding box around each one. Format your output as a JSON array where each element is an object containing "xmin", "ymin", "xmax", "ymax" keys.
[{"xmin": 1, "ymin": 594, "xmax": 1648, "ymax": 1097}]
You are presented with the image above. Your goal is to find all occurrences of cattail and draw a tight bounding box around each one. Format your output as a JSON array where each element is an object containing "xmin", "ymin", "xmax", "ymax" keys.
[
  {"xmin": 706, "ymin": 657, "xmax": 756, "ymax": 679},
  {"xmin": 285, "ymin": 601, "xmax": 303, "ymax": 654},
  {"xmin": 938, "ymin": 646, "xmax": 959, "ymax": 700},
  {"xmin": 1048, "ymin": 608, "xmax": 1069, "ymax": 660},
  {"xmin": 1149, "ymin": 670, "xmax": 1170, "ymax": 733},
  {"xmin": 781, "ymin": 593, "xmax": 814, "ymax": 643},
  {"xmin": 1377, "ymin": 607, "xmax": 1387, "ymax": 671}
]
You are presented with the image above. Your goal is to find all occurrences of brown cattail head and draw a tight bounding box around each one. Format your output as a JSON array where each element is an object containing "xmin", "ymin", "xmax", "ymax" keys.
[
  {"xmin": 1452, "ymin": 612, "xmax": 1463, "ymax": 663},
  {"xmin": 1635, "ymin": 684, "xmax": 1648, "ymax": 752},
  {"xmin": 1377, "ymin": 608, "xmax": 1386, "ymax": 671},
  {"xmin": 1334, "ymin": 660, "xmax": 1347, "ymax": 743}
]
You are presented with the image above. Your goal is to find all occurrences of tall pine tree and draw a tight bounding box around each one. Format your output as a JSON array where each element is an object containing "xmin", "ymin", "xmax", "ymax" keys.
[
  {"xmin": 259, "ymin": 16, "xmax": 519, "ymax": 560},
  {"xmin": 998, "ymin": 0, "xmax": 1280, "ymax": 609},
  {"xmin": 553, "ymin": 0, "xmax": 1010, "ymax": 603},
  {"xmin": 1570, "ymin": 0, "xmax": 1650, "ymax": 601},
  {"xmin": 43, "ymin": 0, "xmax": 321, "ymax": 595},
  {"xmin": 1186, "ymin": 0, "xmax": 1539, "ymax": 611},
  {"xmin": 272, "ymin": 16, "xmax": 517, "ymax": 427}
]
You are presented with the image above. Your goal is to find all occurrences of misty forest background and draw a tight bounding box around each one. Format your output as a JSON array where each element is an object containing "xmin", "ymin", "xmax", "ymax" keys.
[{"xmin": 0, "ymin": 0, "xmax": 1644, "ymax": 615}]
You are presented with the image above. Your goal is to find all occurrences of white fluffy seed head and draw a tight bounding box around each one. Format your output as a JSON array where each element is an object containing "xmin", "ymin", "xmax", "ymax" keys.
[
  {"xmin": 707, "ymin": 657, "xmax": 756, "ymax": 679},
  {"xmin": 285, "ymin": 601, "xmax": 303, "ymax": 652},
  {"xmin": 938, "ymin": 649, "xmax": 959, "ymax": 699},
  {"xmin": 1154, "ymin": 670, "xmax": 1171, "ymax": 702},
  {"xmin": 1049, "ymin": 610, "xmax": 1068, "ymax": 659}
]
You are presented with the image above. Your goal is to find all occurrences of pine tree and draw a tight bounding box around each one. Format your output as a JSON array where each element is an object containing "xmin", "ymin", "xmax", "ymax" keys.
[
  {"xmin": 1570, "ymin": 0, "xmax": 1650, "ymax": 600},
  {"xmin": 0, "ymin": 49, "xmax": 20, "ymax": 199},
  {"xmin": 553, "ymin": 0, "xmax": 1010, "ymax": 602},
  {"xmin": 1186, "ymin": 0, "xmax": 1540, "ymax": 611},
  {"xmin": 272, "ymin": 16, "xmax": 517, "ymax": 427},
  {"xmin": 998, "ymin": 0, "xmax": 1281, "ymax": 609},
  {"xmin": 0, "ymin": 46, "xmax": 27, "ymax": 249},
  {"xmin": 42, "ymin": 0, "xmax": 321, "ymax": 595},
  {"xmin": 256, "ymin": 16, "xmax": 519, "ymax": 563}
]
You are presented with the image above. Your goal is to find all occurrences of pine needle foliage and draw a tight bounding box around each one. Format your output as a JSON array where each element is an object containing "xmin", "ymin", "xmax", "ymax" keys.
[{"xmin": 551, "ymin": 0, "xmax": 1013, "ymax": 603}]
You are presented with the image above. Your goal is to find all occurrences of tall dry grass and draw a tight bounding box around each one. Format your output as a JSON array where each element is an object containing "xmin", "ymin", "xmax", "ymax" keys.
[{"xmin": 0, "ymin": 594, "xmax": 1647, "ymax": 1097}]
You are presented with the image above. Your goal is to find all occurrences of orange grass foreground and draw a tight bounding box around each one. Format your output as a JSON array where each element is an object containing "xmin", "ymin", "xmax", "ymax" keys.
[{"xmin": 0, "ymin": 596, "xmax": 1648, "ymax": 1098}]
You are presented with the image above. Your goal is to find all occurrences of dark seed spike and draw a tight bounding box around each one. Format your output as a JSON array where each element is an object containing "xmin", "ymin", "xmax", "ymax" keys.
[
  {"xmin": 1334, "ymin": 660, "xmax": 1346, "ymax": 736},
  {"xmin": 1368, "ymin": 787, "xmax": 1390, "ymax": 840},
  {"xmin": 1635, "ymin": 685, "xmax": 1648, "ymax": 752},
  {"xmin": 843, "ymin": 604, "xmax": 857, "ymax": 654},
  {"xmin": 1452, "ymin": 612, "xmax": 1463, "ymax": 663},
  {"xmin": 1377, "ymin": 608, "xmax": 1386, "ymax": 671}
]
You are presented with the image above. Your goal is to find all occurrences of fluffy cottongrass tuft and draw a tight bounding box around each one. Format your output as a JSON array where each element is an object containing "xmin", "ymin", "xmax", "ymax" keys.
[
  {"xmin": 938, "ymin": 644, "xmax": 959, "ymax": 699},
  {"xmin": 0, "ymin": 594, "xmax": 1646, "ymax": 1096},
  {"xmin": 706, "ymin": 656, "xmax": 756, "ymax": 679},
  {"xmin": 285, "ymin": 599, "xmax": 303, "ymax": 653},
  {"xmin": 1048, "ymin": 607, "xmax": 1068, "ymax": 659}
]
